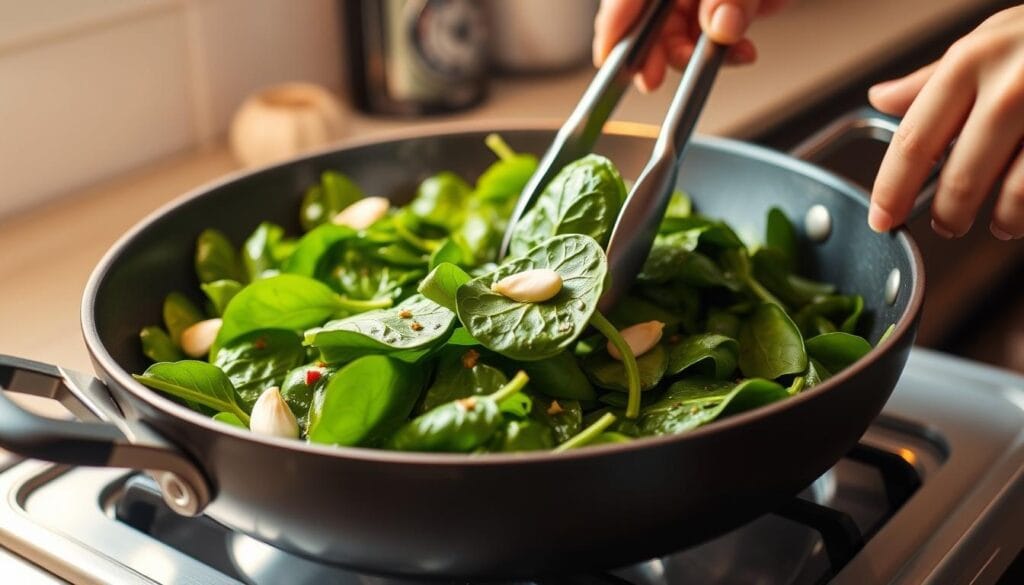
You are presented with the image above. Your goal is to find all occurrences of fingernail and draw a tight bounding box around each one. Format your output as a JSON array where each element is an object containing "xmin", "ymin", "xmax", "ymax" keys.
[
  {"xmin": 990, "ymin": 222, "xmax": 1015, "ymax": 241},
  {"xmin": 709, "ymin": 4, "xmax": 747, "ymax": 44},
  {"xmin": 633, "ymin": 74, "xmax": 651, "ymax": 94},
  {"xmin": 931, "ymin": 219, "xmax": 956, "ymax": 239},
  {"xmin": 868, "ymin": 203, "xmax": 894, "ymax": 233},
  {"xmin": 867, "ymin": 80, "xmax": 897, "ymax": 101}
]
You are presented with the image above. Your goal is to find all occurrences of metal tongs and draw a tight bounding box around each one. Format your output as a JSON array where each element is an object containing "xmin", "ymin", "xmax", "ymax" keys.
[{"xmin": 498, "ymin": 0, "xmax": 727, "ymax": 311}]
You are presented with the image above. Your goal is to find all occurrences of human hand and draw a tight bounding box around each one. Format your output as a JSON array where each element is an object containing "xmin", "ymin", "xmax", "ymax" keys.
[
  {"xmin": 868, "ymin": 5, "xmax": 1024, "ymax": 240},
  {"xmin": 592, "ymin": 0, "xmax": 790, "ymax": 92}
]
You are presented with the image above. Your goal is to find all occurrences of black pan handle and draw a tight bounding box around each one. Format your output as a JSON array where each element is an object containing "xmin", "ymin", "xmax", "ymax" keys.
[
  {"xmin": 789, "ymin": 107, "xmax": 941, "ymax": 221},
  {"xmin": 0, "ymin": 354, "xmax": 212, "ymax": 516}
]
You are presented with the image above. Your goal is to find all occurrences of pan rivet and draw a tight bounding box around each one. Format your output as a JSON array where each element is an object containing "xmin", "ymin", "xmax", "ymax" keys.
[
  {"xmin": 805, "ymin": 205, "xmax": 831, "ymax": 242},
  {"xmin": 158, "ymin": 473, "xmax": 197, "ymax": 515},
  {"xmin": 885, "ymin": 268, "xmax": 901, "ymax": 305}
]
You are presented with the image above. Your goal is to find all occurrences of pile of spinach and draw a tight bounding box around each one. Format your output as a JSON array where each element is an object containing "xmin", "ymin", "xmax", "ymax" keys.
[{"xmin": 135, "ymin": 135, "xmax": 881, "ymax": 453}]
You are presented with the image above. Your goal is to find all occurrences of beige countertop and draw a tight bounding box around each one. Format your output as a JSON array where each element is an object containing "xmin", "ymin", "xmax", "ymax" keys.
[{"xmin": 0, "ymin": 0, "xmax": 987, "ymax": 376}]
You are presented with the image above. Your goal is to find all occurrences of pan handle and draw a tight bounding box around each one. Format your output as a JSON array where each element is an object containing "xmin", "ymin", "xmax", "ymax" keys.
[
  {"xmin": 0, "ymin": 354, "xmax": 212, "ymax": 516},
  {"xmin": 789, "ymin": 106, "xmax": 940, "ymax": 220}
]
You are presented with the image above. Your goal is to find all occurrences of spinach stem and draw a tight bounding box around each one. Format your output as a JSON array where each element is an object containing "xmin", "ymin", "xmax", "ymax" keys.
[
  {"xmin": 485, "ymin": 133, "xmax": 515, "ymax": 161},
  {"xmin": 133, "ymin": 375, "xmax": 251, "ymax": 426},
  {"xmin": 589, "ymin": 310, "xmax": 641, "ymax": 419},
  {"xmin": 490, "ymin": 370, "xmax": 529, "ymax": 404},
  {"xmin": 787, "ymin": 376, "xmax": 806, "ymax": 396},
  {"xmin": 335, "ymin": 296, "xmax": 393, "ymax": 313},
  {"xmin": 554, "ymin": 412, "xmax": 617, "ymax": 452},
  {"xmin": 392, "ymin": 218, "xmax": 441, "ymax": 253}
]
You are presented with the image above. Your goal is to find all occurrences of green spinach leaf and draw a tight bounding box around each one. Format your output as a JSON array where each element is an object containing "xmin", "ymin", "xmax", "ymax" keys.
[
  {"xmin": 201, "ymin": 280, "xmax": 244, "ymax": 317},
  {"xmin": 584, "ymin": 345, "xmax": 668, "ymax": 393},
  {"xmin": 666, "ymin": 333, "xmax": 739, "ymax": 380},
  {"xmin": 307, "ymin": 355, "xmax": 422, "ymax": 446},
  {"xmin": 300, "ymin": 171, "xmax": 364, "ymax": 231},
  {"xmin": 765, "ymin": 207, "xmax": 797, "ymax": 271},
  {"xmin": 805, "ymin": 332, "xmax": 871, "ymax": 373},
  {"xmin": 243, "ymin": 222, "xmax": 291, "ymax": 280},
  {"xmin": 133, "ymin": 360, "xmax": 249, "ymax": 424},
  {"xmin": 639, "ymin": 377, "xmax": 787, "ymax": 436},
  {"xmin": 531, "ymin": 396, "xmax": 583, "ymax": 443},
  {"xmin": 409, "ymin": 172, "xmax": 471, "ymax": 230},
  {"xmin": 508, "ymin": 154, "xmax": 626, "ymax": 256},
  {"xmin": 456, "ymin": 234, "xmax": 607, "ymax": 361},
  {"xmin": 488, "ymin": 420, "xmax": 554, "ymax": 452},
  {"xmin": 419, "ymin": 347, "xmax": 508, "ymax": 413},
  {"xmin": 520, "ymin": 351, "xmax": 596, "ymax": 401},
  {"xmin": 163, "ymin": 292, "xmax": 204, "ymax": 345},
  {"xmin": 283, "ymin": 223, "xmax": 357, "ymax": 277},
  {"xmin": 305, "ymin": 294, "xmax": 455, "ymax": 363},
  {"xmin": 418, "ymin": 262, "xmax": 471, "ymax": 312},
  {"xmin": 195, "ymin": 229, "xmax": 246, "ymax": 284},
  {"xmin": 738, "ymin": 303, "xmax": 807, "ymax": 379},
  {"xmin": 139, "ymin": 326, "xmax": 183, "ymax": 363},
  {"xmin": 213, "ymin": 329, "xmax": 306, "ymax": 407}
]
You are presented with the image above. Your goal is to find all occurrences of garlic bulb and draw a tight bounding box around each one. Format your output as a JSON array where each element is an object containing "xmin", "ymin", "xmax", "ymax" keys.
[
  {"xmin": 180, "ymin": 318, "xmax": 222, "ymax": 358},
  {"xmin": 229, "ymin": 83, "xmax": 347, "ymax": 168},
  {"xmin": 250, "ymin": 387, "xmax": 300, "ymax": 439},
  {"xmin": 607, "ymin": 321, "xmax": 665, "ymax": 361},
  {"xmin": 490, "ymin": 269, "xmax": 563, "ymax": 303}
]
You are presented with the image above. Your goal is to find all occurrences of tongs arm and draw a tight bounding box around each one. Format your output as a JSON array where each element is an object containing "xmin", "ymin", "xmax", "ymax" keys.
[{"xmin": 498, "ymin": 0, "xmax": 675, "ymax": 259}]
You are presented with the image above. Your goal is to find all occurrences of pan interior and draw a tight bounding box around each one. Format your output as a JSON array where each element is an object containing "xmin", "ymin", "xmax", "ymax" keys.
[{"xmin": 87, "ymin": 126, "xmax": 916, "ymax": 396}]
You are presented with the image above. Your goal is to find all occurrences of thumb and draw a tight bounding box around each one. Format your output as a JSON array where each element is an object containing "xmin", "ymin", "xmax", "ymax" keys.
[{"xmin": 698, "ymin": 0, "xmax": 762, "ymax": 44}]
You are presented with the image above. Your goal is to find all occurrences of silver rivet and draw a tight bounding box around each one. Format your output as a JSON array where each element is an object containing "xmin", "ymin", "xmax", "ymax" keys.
[
  {"xmin": 158, "ymin": 473, "xmax": 198, "ymax": 516},
  {"xmin": 805, "ymin": 205, "xmax": 832, "ymax": 242},
  {"xmin": 885, "ymin": 268, "xmax": 901, "ymax": 305}
]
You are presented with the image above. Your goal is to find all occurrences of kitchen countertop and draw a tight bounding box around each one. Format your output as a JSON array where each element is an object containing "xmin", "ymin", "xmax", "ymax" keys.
[{"xmin": 0, "ymin": 0, "xmax": 987, "ymax": 379}]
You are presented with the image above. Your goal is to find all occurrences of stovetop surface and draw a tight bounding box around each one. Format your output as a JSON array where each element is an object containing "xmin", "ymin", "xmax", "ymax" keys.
[{"xmin": 0, "ymin": 348, "xmax": 1021, "ymax": 585}]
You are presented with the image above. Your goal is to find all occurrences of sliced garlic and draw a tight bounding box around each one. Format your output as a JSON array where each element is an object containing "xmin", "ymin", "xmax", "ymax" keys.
[
  {"xmin": 332, "ymin": 197, "xmax": 390, "ymax": 230},
  {"xmin": 250, "ymin": 387, "xmax": 299, "ymax": 439},
  {"xmin": 490, "ymin": 269, "xmax": 563, "ymax": 303},
  {"xmin": 229, "ymin": 82, "xmax": 347, "ymax": 168},
  {"xmin": 608, "ymin": 321, "xmax": 664, "ymax": 361},
  {"xmin": 180, "ymin": 318, "xmax": 222, "ymax": 358}
]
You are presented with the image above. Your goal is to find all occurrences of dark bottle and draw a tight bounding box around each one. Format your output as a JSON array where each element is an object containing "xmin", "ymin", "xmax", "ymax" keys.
[{"xmin": 342, "ymin": 0, "xmax": 489, "ymax": 115}]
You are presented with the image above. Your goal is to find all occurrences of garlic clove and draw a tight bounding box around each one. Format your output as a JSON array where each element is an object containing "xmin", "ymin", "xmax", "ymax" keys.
[
  {"xmin": 180, "ymin": 318, "xmax": 222, "ymax": 358},
  {"xmin": 332, "ymin": 197, "xmax": 390, "ymax": 229},
  {"xmin": 608, "ymin": 321, "xmax": 665, "ymax": 361},
  {"xmin": 229, "ymin": 82, "xmax": 347, "ymax": 168},
  {"xmin": 250, "ymin": 386, "xmax": 300, "ymax": 439},
  {"xmin": 490, "ymin": 269, "xmax": 563, "ymax": 303}
]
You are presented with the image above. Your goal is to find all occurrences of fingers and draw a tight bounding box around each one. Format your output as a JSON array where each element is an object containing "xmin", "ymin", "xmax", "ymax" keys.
[
  {"xmin": 635, "ymin": 43, "xmax": 669, "ymax": 93},
  {"xmin": 930, "ymin": 89, "xmax": 1024, "ymax": 237},
  {"xmin": 868, "ymin": 62, "xmax": 938, "ymax": 117},
  {"xmin": 992, "ymin": 147, "xmax": 1024, "ymax": 239},
  {"xmin": 593, "ymin": 0, "xmax": 646, "ymax": 66},
  {"xmin": 868, "ymin": 62, "xmax": 975, "ymax": 233},
  {"xmin": 698, "ymin": 0, "xmax": 763, "ymax": 44}
]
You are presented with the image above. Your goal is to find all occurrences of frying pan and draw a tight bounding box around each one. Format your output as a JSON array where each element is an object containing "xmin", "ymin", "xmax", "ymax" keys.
[{"xmin": 0, "ymin": 109, "xmax": 925, "ymax": 578}]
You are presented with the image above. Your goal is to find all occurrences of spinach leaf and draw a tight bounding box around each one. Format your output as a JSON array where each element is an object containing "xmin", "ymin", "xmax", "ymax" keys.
[
  {"xmin": 216, "ymin": 274, "xmax": 390, "ymax": 354},
  {"xmin": 705, "ymin": 309, "xmax": 741, "ymax": 338},
  {"xmin": 584, "ymin": 345, "xmax": 668, "ymax": 393},
  {"xmin": 840, "ymin": 295, "xmax": 864, "ymax": 334},
  {"xmin": 554, "ymin": 412, "xmax": 618, "ymax": 451},
  {"xmin": 163, "ymin": 292, "xmax": 204, "ymax": 345},
  {"xmin": 429, "ymin": 238, "xmax": 470, "ymax": 271},
  {"xmin": 139, "ymin": 326, "xmax": 183, "ymax": 363},
  {"xmin": 488, "ymin": 420, "xmax": 554, "ymax": 452},
  {"xmin": 805, "ymin": 332, "xmax": 872, "ymax": 373},
  {"xmin": 409, "ymin": 172, "xmax": 471, "ymax": 230},
  {"xmin": 328, "ymin": 245, "xmax": 425, "ymax": 302},
  {"xmin": 738, "ymin": 303, "xmax": 807, "ymax": 379},
  {"xmin": 531, "ymin": 396, "xmax": 583, "ymax": 443},
  {"xmin": 639, "ymin": 377, "xmax": 788, "ymax": 436},
  {"xmin": 720, "ymin": 249, "xmax": 785, "ymax": 307},
  {"xmin": 520, "ymin": 351, "xmax": 595, "ymax": 401},
  {"xmin": 475, "ymin": 134, "xmax": 538, "ymax": 203},
  {"xmin": 765, "ymin": 207, "xmax": 797, "ymax": 271},
  {"xmin": 508, "ymin": 154, "xmax": 626, "ymax": 256},
  {"xmin": 498, "ymin": 392, "xmax": 533, "ymax": 418},
  {"xmin": 133, "ymin": 360, "xmax": 249, "ymax": 424},
  {"xmin": 752, "ymin": 247, "xmax": 834, "ymax": 307},
  {"xmin": 657, "ymin": 215, "xmax": 745, "ymax": 248},
  {"xmin": 307, "ymin": 356, "xmax": 422, "ymax": 446},
  {"xmin": 195, "ymin": 229, "xmax": 246, "ymax": 284},
  {"xmin": 213, "ymin": 329, "xmax": 306, "ymax": 407},
  {"xmin": 213, "ymin": 412, "xmax": 246, "ymax": 428},
  {"xmin": 456, "ymin": 234, "xmax": 607, "ymax": 361},
  {"xmin": 640, "ymin": 236, "xmax": 741, "ymax": 291},
  {"xmin": 283, "ymin": 224, "xmax": 357, "ymax": 277},
  {"xmin": 418, "ymin": 262, "xmax": 471, "ymax": 312},
  {"xmin": 243, "ymin": 222, "xmax": 290, "ymax": 280},
  {"xmin": 300, "ymin": 171, "xmax": 364, "ymax": 231},
  {"xmin": 666, "ymin": 334, "xmax": 739, "ymax": 380},
  {"xmin": 793, "ymin": 295, "xmax": 861, "ymax": 338},
  {"xmin": 389, "ymin": 371, "xmax": 527, "ymax": 452},
  {"xmin": 805, "ymin": 358, "xmax": 832, "ymax": 388},
  {"xmin": 201, "ymin": 280, "xmax": 244, "ymax": 317},
  {"xmin": 305, "ymin": 294, "xmax": 455, "ymax": 364},
  {"xmin": 419, "ymin": 347, "xmax": 508, "ymax": 413},
  {"xmin": 589, "ymin": 431, "xmax": 633, "ymax": 445},
  {"xmin": 608, "ymin": 295, "xmax": 683, "ymax": 333},
  {"xmin": 280, "ymin": 363, "xmax": 332, "ymax": 428}
]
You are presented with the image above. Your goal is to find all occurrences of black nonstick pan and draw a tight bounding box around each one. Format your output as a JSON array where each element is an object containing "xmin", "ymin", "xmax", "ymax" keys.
[{"xmin": 0, "ymin": 110, "xmax": 924, "ymax": 578}]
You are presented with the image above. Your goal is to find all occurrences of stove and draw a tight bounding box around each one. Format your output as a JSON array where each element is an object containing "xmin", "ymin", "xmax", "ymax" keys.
[{"xmin": 0, "ymin": 348, "xmax": 1021, "ymax": 584}]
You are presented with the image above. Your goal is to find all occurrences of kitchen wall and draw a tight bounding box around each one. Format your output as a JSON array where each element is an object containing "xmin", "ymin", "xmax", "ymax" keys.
[{"xmin": 0, "ymin": 0, "xmax": 342, "ymax": 218}]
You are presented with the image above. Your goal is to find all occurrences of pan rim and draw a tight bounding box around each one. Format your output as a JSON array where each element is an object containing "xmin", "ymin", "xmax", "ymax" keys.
[{"xmin": 81, "ymin": 119, "xmax": 925, "ymax": 466}]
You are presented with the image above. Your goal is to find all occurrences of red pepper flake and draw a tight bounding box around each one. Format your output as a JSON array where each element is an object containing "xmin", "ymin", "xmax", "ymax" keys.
[
  {"xmin": 668, "ymin": 334, "xmax": 681, "ymax": 344},
  {"xmin": 546, "ymin": 400, "xmax": 564, "ymax": 416},
  {"xmin": 254, "ymin": 337, "xmax": 267, "ymax": 350},
  {"xmin": 398, "ymin": 309, "xmax": 413, "ymax": 319},
  {"xmin": 305, "ymin": 369, "xmax": 322, "ymax": 386},
  {"xmin": 461, "ymin": 349, "xmax": 480, "ymax": 369},
  {"xmin": 457, "ymin": 397, "xmax": 477, "ymax": 411},
  {"xmin": 410, "ymin": 321, "xmax": 424, "ymax": 331}
]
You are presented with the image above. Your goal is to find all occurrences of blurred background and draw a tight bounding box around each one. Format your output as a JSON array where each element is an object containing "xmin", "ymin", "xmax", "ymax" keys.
[{"xmin": 0, "ymin": 0, "xmax": 1021, "ymax": 375}]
